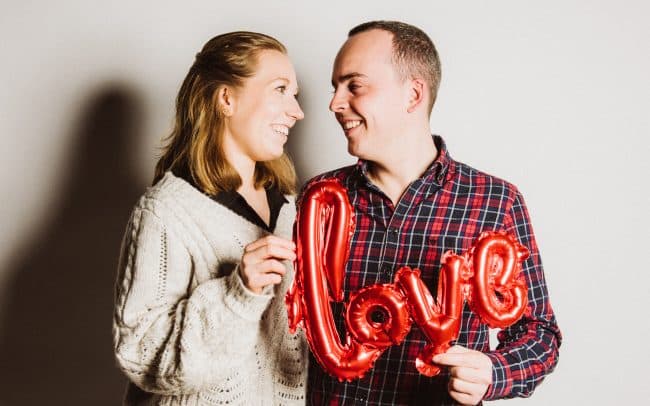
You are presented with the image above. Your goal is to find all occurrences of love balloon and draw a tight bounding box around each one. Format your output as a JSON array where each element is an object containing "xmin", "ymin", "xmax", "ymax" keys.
[{"xmin": 286, "ymin": 179, "xmax": 530, "ymax": 381}]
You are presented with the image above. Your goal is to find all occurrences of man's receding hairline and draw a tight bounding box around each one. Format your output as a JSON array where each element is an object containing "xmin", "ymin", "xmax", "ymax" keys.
[
  {"xmin": 341, "ymin": 29, "xmax": 395, "ymax": 64},
  {"xmin": 347, "ymin": 27, "xmax": 396, "ymax": 50}
]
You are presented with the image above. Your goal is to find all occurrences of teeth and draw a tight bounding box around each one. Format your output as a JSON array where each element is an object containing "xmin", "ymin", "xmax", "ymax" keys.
[
  {"xmin": 272, "ymin": 125, "xmax": 289, "ymax": 136},
  {"xmin": 343, "ymin": 120, "xmax": 362, "ymax": 130}
]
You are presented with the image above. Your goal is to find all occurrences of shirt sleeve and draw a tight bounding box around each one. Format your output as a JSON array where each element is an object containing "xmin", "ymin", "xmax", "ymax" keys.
[
  {"xmin": 112, "ymin": 205, "xmax": 273, "ymax": 395},
  {"xmin": 483, "ymin": 189, "xmax": 562, "ymax": 400}
]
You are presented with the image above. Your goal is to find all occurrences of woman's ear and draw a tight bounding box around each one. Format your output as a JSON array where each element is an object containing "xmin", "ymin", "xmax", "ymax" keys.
[
  {"xmin": 216, "ymin": 85, "xmax": 235, "ymax": 117},
  {"xmin": 407, "ymin": 78, "xmax": 426, "ymax": 114}
]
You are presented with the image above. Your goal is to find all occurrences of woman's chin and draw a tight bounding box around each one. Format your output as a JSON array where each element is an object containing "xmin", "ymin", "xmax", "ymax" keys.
[
  {"xmin": 268, "ymin": 141, "xmax": 287, "ymax": 158},
  {"xmin": 255, "ymin": 149, "xmax": 284, "ymax": 162}
]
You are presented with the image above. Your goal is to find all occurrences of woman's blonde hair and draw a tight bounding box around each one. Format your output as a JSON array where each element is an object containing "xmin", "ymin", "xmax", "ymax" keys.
[{"xmin": 153, "ymin": 31, "xmax": 297, "ymax": 195}]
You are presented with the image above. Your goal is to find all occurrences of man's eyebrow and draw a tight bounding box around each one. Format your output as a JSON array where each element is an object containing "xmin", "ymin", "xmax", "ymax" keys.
[{"xmin": 331, "ymin": 72, "xmax": 366, "ymax": 87}]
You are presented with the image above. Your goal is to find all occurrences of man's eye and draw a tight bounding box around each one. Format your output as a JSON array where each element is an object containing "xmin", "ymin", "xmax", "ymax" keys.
[{"xmin": 348, "ymin": 83, "xmax": 360, "ymax": 91}]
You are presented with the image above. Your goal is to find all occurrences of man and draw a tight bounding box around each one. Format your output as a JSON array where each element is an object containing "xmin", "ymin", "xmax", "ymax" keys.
[{"xmin": 305, "ymin": 21, "xmax": 561, "ymax": 405}]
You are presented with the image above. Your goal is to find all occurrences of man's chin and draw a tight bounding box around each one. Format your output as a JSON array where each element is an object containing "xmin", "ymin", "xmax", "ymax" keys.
[
  {"xmin": 347, "ymin": 141, "xmax": 362, "ymax": 158},
  {"xmin": 345, "ymin": 130, "xmax": 369, "ymax": 159}
]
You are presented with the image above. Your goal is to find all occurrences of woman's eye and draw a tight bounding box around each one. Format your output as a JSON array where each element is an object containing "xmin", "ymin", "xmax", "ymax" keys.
[{"xmin": 276, "ymin": 85, "xmax": 287, "ymax": 94}]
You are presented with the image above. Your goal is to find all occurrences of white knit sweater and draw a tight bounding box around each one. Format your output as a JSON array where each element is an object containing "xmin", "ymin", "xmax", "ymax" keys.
[{"xmin": 113, "ymin": 172, "xmax": 308, "ymax": 405}]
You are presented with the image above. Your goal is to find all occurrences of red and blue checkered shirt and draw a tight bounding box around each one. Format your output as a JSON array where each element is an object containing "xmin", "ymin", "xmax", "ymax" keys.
[{"xmin": 304, "ymin": 136, "xmax": 561, "ymax": 405}]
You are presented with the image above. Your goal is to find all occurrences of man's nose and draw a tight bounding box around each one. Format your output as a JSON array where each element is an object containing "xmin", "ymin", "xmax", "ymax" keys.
[{"xmin": 329, "ymin": 91, "xmax": 347, "ymax": 113}]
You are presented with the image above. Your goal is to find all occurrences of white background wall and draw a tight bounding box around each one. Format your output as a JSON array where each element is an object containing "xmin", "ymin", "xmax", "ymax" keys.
[{"xmin": 1, "ymin": 1, "xmax": 648, "ymax": 404}]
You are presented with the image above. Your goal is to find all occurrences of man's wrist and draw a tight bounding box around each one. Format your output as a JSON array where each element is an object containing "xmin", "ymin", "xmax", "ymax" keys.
[{"xmin": 483, "ymin": 351, "xmax": 508, "ymax": 400}]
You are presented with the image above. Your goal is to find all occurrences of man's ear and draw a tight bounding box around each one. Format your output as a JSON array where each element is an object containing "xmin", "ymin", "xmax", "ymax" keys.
[
  {"xmin": 407, "ymin": 78, "xmax": 426, "ymax": 113},
  {"xmin": 216, "ymin": 85, "xmax": 235, "ymax": 116}
]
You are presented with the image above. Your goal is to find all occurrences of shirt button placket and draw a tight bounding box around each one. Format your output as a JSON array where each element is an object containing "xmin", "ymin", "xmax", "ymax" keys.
[
  {"xmin": 388, "ymin": 227, "xmax": 399, "ymax": 240},
  {"xmin": 381, "ymin": 263, "xmax": 391, "ymax": 278},
  {"xmin": 381, "ymin": 226, "xmax": 400, "ymax": 280}
]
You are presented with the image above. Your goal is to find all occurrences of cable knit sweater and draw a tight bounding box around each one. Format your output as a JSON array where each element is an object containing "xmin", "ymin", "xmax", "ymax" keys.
[{"xmin": 112, "ymin": 171, "xmax": 308, "ymax": 405}]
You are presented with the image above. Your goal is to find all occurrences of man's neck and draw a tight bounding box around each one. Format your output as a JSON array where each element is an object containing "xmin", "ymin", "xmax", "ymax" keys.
[{"xmin": 366, "ymin": 131, "xmax": 437, "ymax": 205}]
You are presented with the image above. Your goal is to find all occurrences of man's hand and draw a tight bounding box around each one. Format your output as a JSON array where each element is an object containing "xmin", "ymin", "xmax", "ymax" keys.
[
  {"xmin": 433, "ymin": 345, "xmax": 493, "ymax": 405},
  {"xmin": 240, "ymin": 235, "xmax": 296, "ymax": 294}
]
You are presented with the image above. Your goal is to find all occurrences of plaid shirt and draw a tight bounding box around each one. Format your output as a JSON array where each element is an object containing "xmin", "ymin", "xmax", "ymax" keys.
[{"xmin": 305, "ymin": 136, "xmax": 561, "ymax": 405}]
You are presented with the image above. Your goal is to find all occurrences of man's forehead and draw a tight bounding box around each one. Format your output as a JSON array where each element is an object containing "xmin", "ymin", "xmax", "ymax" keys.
[
  {"xmin": 341, "ymin": 31, "xmax": 392, "ymax": 58},
  {"xmin": 332, "ymin": 31, "xmax": 394, "ymax": 80}
]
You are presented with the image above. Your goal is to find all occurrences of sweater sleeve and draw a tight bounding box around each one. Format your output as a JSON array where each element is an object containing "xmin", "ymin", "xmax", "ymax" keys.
[
  {"xmin": 112, "ymin": 205, "xmax": 273, "ymax": 395},
  {"xmin": 483, "ymin": 189, "xmax": 562, "ymax": 400}
]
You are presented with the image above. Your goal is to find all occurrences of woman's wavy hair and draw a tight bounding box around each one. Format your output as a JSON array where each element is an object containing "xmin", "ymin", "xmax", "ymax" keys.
[{"xmin": 153, "ymin": 31, "xmax": 297, "ymax": 195}]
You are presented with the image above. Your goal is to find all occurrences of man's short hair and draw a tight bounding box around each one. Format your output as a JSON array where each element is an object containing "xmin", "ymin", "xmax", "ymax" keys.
[{"xmin": 349, "ymin": 20, "xmax": 441, "ymax": 114}]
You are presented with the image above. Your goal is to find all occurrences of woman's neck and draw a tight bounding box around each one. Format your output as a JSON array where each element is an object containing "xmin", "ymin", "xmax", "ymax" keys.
[{"xmin": 222, "ymin": 132, "xmax": 259, "ymax": 192}]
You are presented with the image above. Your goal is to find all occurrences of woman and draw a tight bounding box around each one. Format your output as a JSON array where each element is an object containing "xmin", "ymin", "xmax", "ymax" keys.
[{"xmin": 113, "ymin": 32, "xmax": 307, "ymax": 405}]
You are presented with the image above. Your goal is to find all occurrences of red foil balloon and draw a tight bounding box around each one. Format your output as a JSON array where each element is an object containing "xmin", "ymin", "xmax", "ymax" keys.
[
  {"xmin": 287, "ymin": 180, "xmax": 530, "ymax": 381},
  {"xmin": 346, "ymin": 284, "xmax": 411, "ymax": 349},
  {"xmin": 467, "ymin": 231, "xmax": 530, "ymax": 328},
  {"xmin": 396, "ymin": 255, "xmax": 467, "ymax": 377},
  {"xmin": 286, "ymin": 179, "xmax": 383, "ymax": 381}
]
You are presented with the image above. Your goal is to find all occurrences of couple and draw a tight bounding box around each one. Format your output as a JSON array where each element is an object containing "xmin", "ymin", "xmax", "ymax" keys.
[{"xmin": 112, "ymin": 21, "xmax": 561, "ymax": 406}]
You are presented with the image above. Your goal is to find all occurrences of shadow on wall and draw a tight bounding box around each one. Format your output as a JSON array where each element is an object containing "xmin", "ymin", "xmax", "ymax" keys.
[{"xmin": 0, "ymin": 85, "xmax": 147, "ymax": 405}]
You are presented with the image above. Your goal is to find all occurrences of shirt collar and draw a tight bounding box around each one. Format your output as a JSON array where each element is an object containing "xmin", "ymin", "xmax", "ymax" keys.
[{"xmin": 214, "ymin": 186, "xmax": 288, "ymax": 232}]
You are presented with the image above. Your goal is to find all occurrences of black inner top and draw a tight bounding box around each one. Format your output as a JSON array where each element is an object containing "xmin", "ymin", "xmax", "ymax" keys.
[{"xmin": 175, "ymin": 169, "xmax": 288, "ymax": 232}]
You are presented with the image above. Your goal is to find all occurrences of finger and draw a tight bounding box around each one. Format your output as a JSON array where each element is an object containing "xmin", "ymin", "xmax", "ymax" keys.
[
  {"xmin": 433, "ymin": 352, "xmax": 484, "ymax": 369},
  {"xmin": 447, "ymin": 389, "xmax": 479, "ymax": 406},
  {"xmin": 256, "ymin": 259, "xmax": 288, "ymax": 276},
  {"xmin": 241, "ymin": 259, "xmax": 286, "ymax": 285},
  {"xmin": 448, "ymin": 376, "xmax": 487, "ymax": 396},
  {"xmin": 269, "ymin": 235, "xmax": 297, "ymax": 250},
  {"xmin": 250, "ymin": 272, "xmax": 283, "ymax": 289},
  {"xmin": 247, "ymin": 244, "xmax": 296, "ymax": 262},
  {"xmin": 245, "ymin": 235, "xmax": 285, "ymax": 252},
  {"xmin": 245, "ymin": 235, "xmax": 295, "ymax": 252},
  {"xmin": 450, "ymin": 366, "xmax": 492, "ymax": 385}
]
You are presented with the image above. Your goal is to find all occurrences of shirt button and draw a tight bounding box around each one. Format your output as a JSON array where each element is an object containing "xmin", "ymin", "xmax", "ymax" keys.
[{"xmin": 381, "ymin": 263, "xmax": 391, "ymax": 275}]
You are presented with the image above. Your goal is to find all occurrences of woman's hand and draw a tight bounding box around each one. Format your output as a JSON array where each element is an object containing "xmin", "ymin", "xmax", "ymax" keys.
[{"xmin": 240, "ymin": 235, "xmax": 296, "ymax": 294}]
